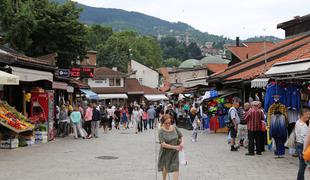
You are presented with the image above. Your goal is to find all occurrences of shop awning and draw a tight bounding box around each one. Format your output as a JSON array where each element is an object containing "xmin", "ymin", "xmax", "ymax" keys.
[
  {"xmin": 265, "ymin": 59, "xmax": 310, "ymax": 77},
  {"xmin": 80, "ymin": 89, "xmax": 99, "ymax": 100},
  {"xmin": 251, "ymin": 78, "xmax": 270, "ymax": 88},
  {"xmin": 10, "ymin": 66, "xmax": 53, "ymax": 82},
  {"xmin": 52, "ymin": 81, "xmax": 68, "ymax": 90},
  {"xmin": 0, "ymin": 70, "xmax": 19, "ymax": 85},
  {"xmin": 98, "ymin": 94, "xmax": 128, "ymax": 99},
  {"xmin": 144, "ymin": 94, "xmax": 168, "ymax": 101}
]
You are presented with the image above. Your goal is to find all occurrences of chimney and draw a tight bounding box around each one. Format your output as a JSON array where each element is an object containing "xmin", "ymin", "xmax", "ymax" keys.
[
  {"xmin": 112, "ymin": 67, "xmax": 118, "ymax": 71},
  {"xmin": 236, "ymin": 37, "xmax": 240, "ymax": 47}
]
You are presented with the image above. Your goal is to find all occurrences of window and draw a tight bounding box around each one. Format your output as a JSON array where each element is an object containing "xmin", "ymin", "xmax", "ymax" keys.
[
  {"xmin": 115, "ymin": 79, "xmax": 121, "ymax": 86},
  {"xmin": 95, "ymin": 80, "xmax": 103, "ymax": 84},
  {"xmin": 109, "ymin": 79, "xmax": 115, "ymax": 86},
  {"xmin": 109, "ymin": 78, "xmax": 121, "ymax": 87},
  {"xmin": 139, "ymin": 78, "xmax": 143, "ymax": 84}
]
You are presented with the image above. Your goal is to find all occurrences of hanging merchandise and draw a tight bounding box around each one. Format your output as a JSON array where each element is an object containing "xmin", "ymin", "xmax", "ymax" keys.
[
  {"xmin": 285, "ymin": 84, "xmax": 301, "ymax": 111},
  {"xmin": 267, "ymin": 98, "xmax": 288, "ymax": 157},
  {"xmin": 264, "ymin": 82, "xmax": 287, "ymax": 112}
]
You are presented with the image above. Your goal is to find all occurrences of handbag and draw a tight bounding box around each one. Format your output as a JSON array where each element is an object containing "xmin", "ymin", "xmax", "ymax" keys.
[
  {"xmin": 304, "ymin": 145, "xmax": 310, "ymax": 161},
  {"xmin": 179, "ymin": 150, "xmax": 188, "ymax": 166},
  {"xmin": 284, "ymin": 128, "xmax": 296, "ymax": 148}
]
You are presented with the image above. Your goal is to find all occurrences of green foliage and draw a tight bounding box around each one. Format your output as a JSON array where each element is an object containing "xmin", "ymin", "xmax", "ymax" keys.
[
  {"xmin": 160, "ymin": 36, "xmax": 202, "ymax": 61},
  {"xmin": 163, "ymin": 58, "xmax": 181, "ymax": 67},
  {"xmin": 0, "ymin": 0, "xmax": 87, "ymax": 68},
  {"xmin": 97, "ymin": 31, "xmax": 162, "ymax": 72},
  {"xmin": 244, "ymin": 36, "xmax": 282, "ymax": 43},
  {"xmin": 85, "ymin": 24, "xmax": 113, "ymax": 50}
]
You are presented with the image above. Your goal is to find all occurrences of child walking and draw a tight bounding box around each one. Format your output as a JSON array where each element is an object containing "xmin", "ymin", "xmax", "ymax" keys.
[
  {"xmin": 191, "ymin": 116, "xmax": 201, "ymax": 142},
  {"xmin": 142, "ymin": 109, "xmax": 148, "ymax": 130}
]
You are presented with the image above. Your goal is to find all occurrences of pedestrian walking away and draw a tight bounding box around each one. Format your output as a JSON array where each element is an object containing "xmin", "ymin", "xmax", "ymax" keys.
[
  {"xmin": 148, "ymin": 104, "xmax": 156, "ymax": 129},
  {"xmin": 70, "ymin": 106, "xmax": 85, "ymax": 139},
  {"xmin": 91, "ymin": 103, "xmax": 101, "ymax": 138},
  {"xmin": 84, "ymin": 103, "xmax": 93, "ymax": 139}
]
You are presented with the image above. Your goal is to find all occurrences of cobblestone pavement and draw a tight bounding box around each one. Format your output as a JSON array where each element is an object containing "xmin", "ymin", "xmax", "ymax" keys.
[{"xmin": 0, "ymin": 127, "xmax": 308, "ymax": 180}]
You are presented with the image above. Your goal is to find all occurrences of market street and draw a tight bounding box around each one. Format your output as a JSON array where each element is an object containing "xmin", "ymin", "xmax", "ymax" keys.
[{"xmin": 0, "ymin": 128, "xmax": 306, "ymax": 180}]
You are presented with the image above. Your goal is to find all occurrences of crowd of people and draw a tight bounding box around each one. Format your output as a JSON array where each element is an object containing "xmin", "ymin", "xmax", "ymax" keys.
[{"xmin": 54, "ymin": 101, "xmax": 179, "ymax": 139}]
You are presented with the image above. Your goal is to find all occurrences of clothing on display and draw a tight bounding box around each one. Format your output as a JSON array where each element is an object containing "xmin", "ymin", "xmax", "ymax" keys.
[
  {"xmin": 267, "ymin": 102, "xmax": 288, "ymax": 127},
  {"xmin": 264, "ymin": 83, "xmax": 287, "ymax": 112},
  {"xmin": 285, "ymin": 84, "xmax": 301, "ymax": 111}
]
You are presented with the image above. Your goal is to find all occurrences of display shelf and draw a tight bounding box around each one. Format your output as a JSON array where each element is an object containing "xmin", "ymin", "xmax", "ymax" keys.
[{"xmin": 0, "ymin": 121, "xmax": 33, "ymax": 133}]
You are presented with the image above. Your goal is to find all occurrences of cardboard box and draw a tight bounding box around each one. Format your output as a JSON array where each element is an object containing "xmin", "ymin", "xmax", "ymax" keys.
[{"xmin": 0, "ymin": 138, "xmax": 19, "ymax": 149}]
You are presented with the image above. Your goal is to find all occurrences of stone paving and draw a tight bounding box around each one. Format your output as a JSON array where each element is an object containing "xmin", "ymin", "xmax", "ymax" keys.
[{"xmin": 0, "ymin": 127, "xmax": 308, "ymax": 180}]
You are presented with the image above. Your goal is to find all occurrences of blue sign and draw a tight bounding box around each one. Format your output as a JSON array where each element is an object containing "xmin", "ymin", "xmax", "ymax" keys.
[{"xmin": 57, "ymin": 69, "xmax": 70, "ymax": 78}]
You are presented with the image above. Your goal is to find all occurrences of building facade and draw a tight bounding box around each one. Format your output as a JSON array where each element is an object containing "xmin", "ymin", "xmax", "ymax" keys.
[{"xmin": 128, "ymin": 60, "xmax": 159, "ymax": 88}]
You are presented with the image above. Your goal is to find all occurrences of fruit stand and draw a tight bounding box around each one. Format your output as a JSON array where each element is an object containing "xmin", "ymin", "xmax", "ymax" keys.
[{"xmin": 0, "ymin": 101, "xmax": 34, "ymax": 149}]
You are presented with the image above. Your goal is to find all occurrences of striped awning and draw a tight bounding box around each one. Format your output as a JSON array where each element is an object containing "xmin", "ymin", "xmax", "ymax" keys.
[{"xmin": 251, "ymin": 78, "xmax": 270, "ymax": 88}]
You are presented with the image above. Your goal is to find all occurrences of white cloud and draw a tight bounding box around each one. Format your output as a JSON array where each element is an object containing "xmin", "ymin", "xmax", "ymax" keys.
[{"xmin": 73, "ymin": 0, "xmax": 310, "ymax": 39}]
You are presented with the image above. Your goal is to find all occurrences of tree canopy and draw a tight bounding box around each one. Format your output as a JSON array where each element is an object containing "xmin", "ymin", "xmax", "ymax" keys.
[
  {"xmin": 160, "ymin": 36, "xmax": 202, "ymax": 61},
  {"xmin": 96, "ymin": 31, "xmax": 162, "ymax": 72},
  {"xmin": 0, "ymin": 0, "xmax": 87, "ymax": 68}
]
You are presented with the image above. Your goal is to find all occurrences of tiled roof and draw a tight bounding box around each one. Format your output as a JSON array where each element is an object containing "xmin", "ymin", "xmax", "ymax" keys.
[
  {"xmin": 125, "ymin": 78, "xmax": 144, "ymax": 94},
  {"xmin": 92, "ymin": 87, "xmax": 126, "ymax": 94},
  {"xmin": 226, "ymin": 43, "xmax": 310, "ymax": 81},
  {"xmin": 205, "ymin": 64, "xmax": 228, "ymax": 73},
  {"xmin": 0, "ymin": 45, "xmax": 55, "ymax": 68},
  {"xmin": 142, "ymin": 85, "xmax": 164, "ymax": 95},
  {"xmin": 94, "ymin": 67, "xmax": 127, "ymax": 79},
  {"xmin": 37, "ymin": 53, "xmax": 57, "ymax": 66},
  {"xmin": 159, "ymin": 82, "xmax": 171, "ymax": 92},
  {"xmin": 69, "ymin": 79, "xmax": 90, "ymax": 89},
  {"xmin": 227, "ymin": 42, "xmax": 274, "ymax": 61},
  {"xmin": 171, "ymin": 87, "xmax": 186, "ymax": 94},
  {"xmin": 210, "ymin": 34, "xmax": 310, "ymax": 82}
]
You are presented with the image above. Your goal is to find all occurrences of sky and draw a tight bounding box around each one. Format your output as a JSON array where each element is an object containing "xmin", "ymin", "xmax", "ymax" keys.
[{"xmin": 73, "ymin": 0, "xmax": 310, "ymax": 40}]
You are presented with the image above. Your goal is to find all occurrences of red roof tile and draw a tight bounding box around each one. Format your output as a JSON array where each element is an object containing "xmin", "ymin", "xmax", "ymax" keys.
[
  {"xmin": 212, "ymin": 34, "xmax": 310, "ymax": 81},
  {"xmin": 92, "ymin": 87, "xmax": 126, "ymax": 94},
  {"xmin": 94, "ymin": 67, "xmax": 127, "ymax": 79},
  {"xmin": 125, "ymin": 78, "xmax": 144, "ymax": 94},
  {"xmin": 227, "ymin": 42, "xmax": 275, "ymax": 61},
  {"xmin": 171, "ymin": 87, "xmax": 186, "ymax": 94},
  {"xmin": 142, "ymin": 85, "xmax": 164, "ymax": 95},
  {"xmin": 225, "ymin": 42, "xmax": 310, "ymax": 81},
  {"xmin": 159, "ymin": 82, "xmax": 171, "ymax": 92},
  {"xmin": 70, "ymin": 79, "xmax": 90, "ymax": 89},
  {"xmin": 205, "ymin": 64, "xmax": 228, "ymax": 73}
]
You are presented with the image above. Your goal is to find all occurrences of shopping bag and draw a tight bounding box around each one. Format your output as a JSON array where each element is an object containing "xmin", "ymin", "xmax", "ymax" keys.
[
  {"xmin": 304, "ymin": 145, "xmax": 310, "ymax": 161},
  {"xmin": 179, "ymin": 150, "xmax": 188, "ymax": 166},
  {"xmin": 284, "ymin": 128, "xmax": 296, "ymax": 148}
]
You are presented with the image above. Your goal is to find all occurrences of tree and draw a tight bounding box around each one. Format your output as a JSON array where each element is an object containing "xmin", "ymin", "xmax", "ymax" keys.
[
  {"xmin": 97, "ymin": 31, "xmax": 162, "ymax": 72},
  {"xmin": 163, "ymin": 58, "xmax": 181, "ymax": 67},
  {"xmin": 85, "ymin": 24, "xmax": 113, "ymax": 50},
  {"xmin": 0, "ymin": 0, "xmax": 88, "ymax": 68},
  {"xmin": 187, "ymin": 42, "xmax": 202, "ymax": 59}
]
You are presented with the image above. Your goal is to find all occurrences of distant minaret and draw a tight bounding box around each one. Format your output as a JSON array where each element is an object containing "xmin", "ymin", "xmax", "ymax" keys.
[{"xmin": 185, "ymin": 31, "xmax": 190, "ymax": 46}]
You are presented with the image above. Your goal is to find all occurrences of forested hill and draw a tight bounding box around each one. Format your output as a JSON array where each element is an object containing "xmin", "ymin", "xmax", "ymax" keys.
[
  {"xmin": 52, "ymin": 0, "xmax": 281, "ymax": 47},
  {"xmin": 52, "ymin": 0, "xmax": 230, "ymax": 47}
]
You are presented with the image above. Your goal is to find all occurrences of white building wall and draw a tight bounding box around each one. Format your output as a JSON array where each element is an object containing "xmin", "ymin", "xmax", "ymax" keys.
[
  {"xmin": 88, "ymin": 78, "xmax": 124, "ymax": 88},
  {"xmin": 168, "ymin": 69, "xmax": 208, "ymax": 85},
  {"xmin": 130, "ymin": 60, "xmax": 159, "ymax": 88}
]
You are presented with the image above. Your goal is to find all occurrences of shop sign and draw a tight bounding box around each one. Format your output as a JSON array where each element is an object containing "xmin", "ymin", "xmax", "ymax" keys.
[
  {"xmin": 67, "ymin": 86, "xmax": 74, "ymax": 93},
  {"xmin": 57, "ymin": 69, "xmax": 70, "ymax": 78},
  {"xmin": 70, "ymin": 68, "xmax": 94, "ymax": 78}
]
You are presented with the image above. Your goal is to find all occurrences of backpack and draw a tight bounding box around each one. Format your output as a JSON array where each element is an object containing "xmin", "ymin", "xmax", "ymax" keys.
[{"xmin": 225, "ymin": 108, "xmax": 235, "ymax": 128}]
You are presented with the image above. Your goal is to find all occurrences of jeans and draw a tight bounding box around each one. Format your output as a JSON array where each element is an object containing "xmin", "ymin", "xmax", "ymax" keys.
[
  {"xmin": 236, "ymin": 124, "xmax": 248, "ymax": 146},
  {"xmin": 143, "ymin": 120, "xmax": 148, "ymax": 130},
  {"xmin": 248, "ymin": 131, "xmax": 261, "ymax": 154},
  {"xmin": 91, "ymin": 121, "xmax": 100, "ymax": 137},
  {"xmin": 297, "ymin": 143, "xmax": 307, "ymax": 180},
  {"xmin": 84, "ymin": 121, "xmax": 92, "ymax": 136},
  {"xmin": 59, "ymin": 121, "xmax": 68, "ymax": 137},
  {"xmin": 149, "ymin": 119, "xmax": 154, "ymax": 129},
  {"xmin": 72, "ymin": 122, "xmax": 84, "ymax": 138}
]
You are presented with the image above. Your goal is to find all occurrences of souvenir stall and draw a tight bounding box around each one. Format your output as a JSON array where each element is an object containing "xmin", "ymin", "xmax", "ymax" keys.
[
  {"xmin": 265, "ymin": 59, "xmax": 310, "ymax": 157},
  {"xmin": 198, "ymin": 89, "xmax": 239, "ymax": 133}
]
